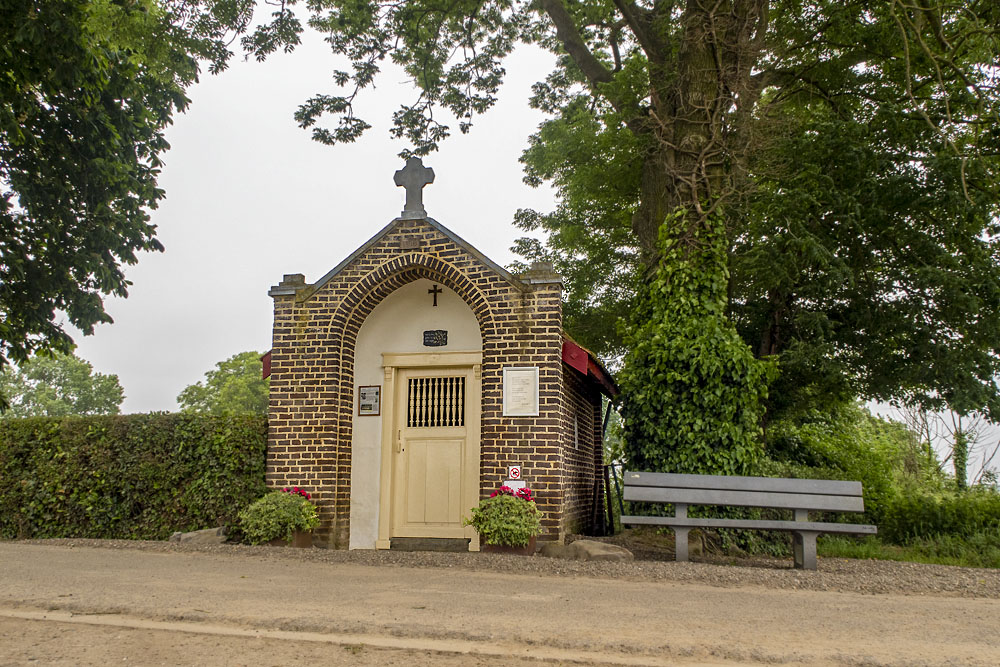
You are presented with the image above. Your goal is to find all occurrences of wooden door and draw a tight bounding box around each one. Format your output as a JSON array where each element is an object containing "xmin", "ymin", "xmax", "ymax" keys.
[{"xmin": 391, "ymin": 368, "xmax": 473, "ymax": 538}]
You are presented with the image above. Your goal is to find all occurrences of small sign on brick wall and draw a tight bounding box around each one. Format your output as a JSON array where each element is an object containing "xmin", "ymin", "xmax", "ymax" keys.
[{"xmin": 502, "ymin": 367, "xmax": 539, "ymax": 416}]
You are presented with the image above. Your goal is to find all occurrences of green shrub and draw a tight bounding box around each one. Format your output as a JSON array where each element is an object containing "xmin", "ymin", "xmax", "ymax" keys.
[
  {"xmin": 237, "ymin": 490, "xmax": 319, "ymax": 545},
  {"xmin": 0, "ymin": 413, "xmax": 267, "ymax": 540},
  {"xmin": 880, "ymin": 488, "xmax": 1000, "ymax": 544},
  {"xmin": 762, "ymin": 403, "xmax": 942, "ymax": 525},
  {"xmin": 820, "ymin": 533, "xmax": 1000, "ymax": 569},
  {"xmin": 465, "ymin": 488, "xmax": 542, "ymax": 547}
]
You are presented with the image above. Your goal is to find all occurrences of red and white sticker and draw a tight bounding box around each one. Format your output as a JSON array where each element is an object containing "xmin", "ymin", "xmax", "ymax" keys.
[{"xmin": 507, "ymin": 465, "xmax": 521, "ymax": 480}]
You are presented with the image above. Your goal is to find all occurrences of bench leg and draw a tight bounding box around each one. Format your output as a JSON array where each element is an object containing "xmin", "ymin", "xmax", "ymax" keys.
[
  {"xmin": 673, "ymin": 527, "xmax": 690, "ymax": 562},
  {"xmin": 793, "ymin": 531, "xmax": 818, "ymax": 570}
]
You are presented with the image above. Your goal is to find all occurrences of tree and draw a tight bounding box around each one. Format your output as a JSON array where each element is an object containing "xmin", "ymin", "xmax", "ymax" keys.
[
  {"xmin": 895, "ymin": 406, "xmax": 1000, "ymax": 490},
  {"xmin": 266, "ymin": 1, "xmax": 1000, "ymax": 469},
  {"xmin": 507, "ymin": 2, "xmax": 1000, "ymax": 425},
  {"xmin": 0, "ymin": 0, "xmax": 299, "ymax": 406},
  {"xmin": 0, "ymin": 352, "xmax": 124, "ymax": 417},
  {"xmin": 177, "ymin": 351, "xmax": 269, "ymax": 415}
]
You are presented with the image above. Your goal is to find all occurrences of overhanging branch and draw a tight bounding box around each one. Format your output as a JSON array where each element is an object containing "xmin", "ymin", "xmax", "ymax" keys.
[{"xmin": 538, "ymin": 0, "xmax": 647, "ymax": 132}]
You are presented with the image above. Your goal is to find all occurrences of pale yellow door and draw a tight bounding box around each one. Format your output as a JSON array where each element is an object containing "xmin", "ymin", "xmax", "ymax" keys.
[{"xmin": 391, "ymin": 368, "xmax": 474, "ymax": 538}]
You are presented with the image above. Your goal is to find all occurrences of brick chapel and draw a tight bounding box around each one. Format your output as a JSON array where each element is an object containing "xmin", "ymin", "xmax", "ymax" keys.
[{"xmin": 264, "ymin": 157, "xmax": 617, "ymax": 550}]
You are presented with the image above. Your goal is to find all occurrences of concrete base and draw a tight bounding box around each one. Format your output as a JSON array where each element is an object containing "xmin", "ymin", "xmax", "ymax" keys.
[{"xmin": 389, "ymin": 538, "xmax": 471, "ymax": 552}]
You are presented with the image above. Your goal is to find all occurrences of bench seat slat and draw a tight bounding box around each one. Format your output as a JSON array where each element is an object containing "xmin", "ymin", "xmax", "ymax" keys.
[
  {"xmin": 620, "ymin": 515, "xmax": 877, "ymax": 535},
  {"xmin": 624, "ymin": 486, "xmax": 866, "ymax": 513},
  {"xmin": 624, "ymin": 471, "xmax": 862, "ymax": 497}
]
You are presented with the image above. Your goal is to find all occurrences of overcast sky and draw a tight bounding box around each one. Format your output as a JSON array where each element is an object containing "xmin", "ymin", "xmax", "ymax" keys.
[{"xmin": 69, "ymin": 32, "xmax": 557, "ymax": 413}]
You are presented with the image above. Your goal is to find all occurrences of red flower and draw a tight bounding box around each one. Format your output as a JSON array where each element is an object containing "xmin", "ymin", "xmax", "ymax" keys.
[{"xmin": 281, "ymin": 486, "xmax": 312, "ymax": 501}]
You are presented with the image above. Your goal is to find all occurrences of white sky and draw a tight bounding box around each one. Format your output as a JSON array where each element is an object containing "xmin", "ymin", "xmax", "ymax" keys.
[{"xmin": 69, "ymin": 33, "xmax": 557, "ymax": 413}]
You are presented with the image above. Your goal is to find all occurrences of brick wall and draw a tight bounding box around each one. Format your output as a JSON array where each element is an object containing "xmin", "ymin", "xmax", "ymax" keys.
[
  {"xmin": 560, "ymin": 362, "xmax": 605, "ymax": 534},
  {"xmin": 267, "ymin": 218, "xmax": 582, "ymax": 547}
]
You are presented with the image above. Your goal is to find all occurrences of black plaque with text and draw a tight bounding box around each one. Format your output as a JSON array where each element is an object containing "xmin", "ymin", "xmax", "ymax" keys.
[{"xmin": 423, "ymin": 330, "xmax": 448, "ymax": 347}]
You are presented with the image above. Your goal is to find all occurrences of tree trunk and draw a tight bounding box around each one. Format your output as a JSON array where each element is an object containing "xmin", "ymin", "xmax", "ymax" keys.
[{"xmin": 632, "ymin": 0, "xmax": 765, "ymax": 265}]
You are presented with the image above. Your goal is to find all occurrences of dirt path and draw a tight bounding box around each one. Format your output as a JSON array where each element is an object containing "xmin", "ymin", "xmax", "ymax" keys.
[{"xmin": 1, "ymin": 541, "xmax": 997, "ymax": 666}]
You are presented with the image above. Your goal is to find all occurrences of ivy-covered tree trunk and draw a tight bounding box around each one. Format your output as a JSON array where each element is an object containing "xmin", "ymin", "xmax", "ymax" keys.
[
  {"xmin": 620, "ymin": 213, "xmax": 776, "ymax": 475},
  {"xmin": 953, "ymin": 429, "xmax": 969, "ymax": 492},
  {"xmin": 614, "ymin": 3, "xmax": 773, "ymax": 473}
]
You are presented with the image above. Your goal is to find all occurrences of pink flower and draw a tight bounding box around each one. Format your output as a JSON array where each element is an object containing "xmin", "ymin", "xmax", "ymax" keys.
[{"xmin": 281, "ymin": 486, "xmax": 312, "ymax": 500}]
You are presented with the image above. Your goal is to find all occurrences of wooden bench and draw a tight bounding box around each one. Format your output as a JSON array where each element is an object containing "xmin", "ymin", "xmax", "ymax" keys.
[{"xmin": 620, "ymin": 471, "xmax": 877, "ymax": 569}]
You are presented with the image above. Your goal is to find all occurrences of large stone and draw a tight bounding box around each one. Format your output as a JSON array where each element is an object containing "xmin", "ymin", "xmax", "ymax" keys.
[
  {"xmin": 168, "ymin": 527, "xmax": 228, "ymax": 545},
  {"xmin": 540, "ymin": 539, "xmax": 633, "ymax": 562}
]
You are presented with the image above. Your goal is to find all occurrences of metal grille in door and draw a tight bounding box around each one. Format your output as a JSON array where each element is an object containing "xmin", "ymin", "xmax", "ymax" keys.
[{"xmin": 407, "ymin": 377, "xmax": 465, "ymax": 427}]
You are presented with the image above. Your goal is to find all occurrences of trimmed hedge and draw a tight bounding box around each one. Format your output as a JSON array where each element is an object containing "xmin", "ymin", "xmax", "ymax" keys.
[
  {"xmin": 880, "ymin": 489, "xmax": 1000, "ymax": 545},
  {"xmin": 0, "ymin": 413, "xmax": 267, "ymax": 540}
]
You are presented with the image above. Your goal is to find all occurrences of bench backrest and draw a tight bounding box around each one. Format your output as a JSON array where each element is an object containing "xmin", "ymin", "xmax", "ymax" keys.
[{"xmin": 623, "ymin": 471, "xmax": 865, "ymax": 513}]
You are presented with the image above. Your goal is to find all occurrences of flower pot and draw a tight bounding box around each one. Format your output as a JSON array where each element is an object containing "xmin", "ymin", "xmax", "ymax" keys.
[
  {"xmin": 481, "ymin": 535, "xmax": 536, "ymax": 556},
  {"xmin": 266, "ymin": 530, "xmax": 313, "ymax": 548}
]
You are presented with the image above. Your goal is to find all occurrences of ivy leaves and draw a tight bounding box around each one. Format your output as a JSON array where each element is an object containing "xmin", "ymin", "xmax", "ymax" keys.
[{"xmin": 620, "ymin": 212, "xmax": 777, "ymax": 475}]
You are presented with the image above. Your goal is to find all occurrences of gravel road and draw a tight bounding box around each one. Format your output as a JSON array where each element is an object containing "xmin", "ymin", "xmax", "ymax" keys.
[
  {"xmin": 15, "ymin": 535, "xmax": 999, "ymax": 598},
  {"xmin": 1, "ymin": 539, "xmax": 998, "ymax": 666}
]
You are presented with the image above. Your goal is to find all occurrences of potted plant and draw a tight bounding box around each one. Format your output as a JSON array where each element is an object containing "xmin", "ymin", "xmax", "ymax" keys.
[
  {"xmin": 238, "ymin": 487, "xmax": 319, "ymax": 547},
  {"xmin": 465, "ymin": 485, "xmax": 542, "ymax": 554}
]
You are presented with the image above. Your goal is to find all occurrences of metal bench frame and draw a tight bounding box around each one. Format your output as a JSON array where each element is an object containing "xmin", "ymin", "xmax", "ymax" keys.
[{"xmin": 620, "ymin": 471, "xmax": 877, "ymax": 569}]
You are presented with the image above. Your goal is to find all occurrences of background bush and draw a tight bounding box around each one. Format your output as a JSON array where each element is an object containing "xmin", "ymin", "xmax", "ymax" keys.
[
  {"xmin": 0, "ymin": 413, "xmax": 267, "ymax": 539},
  {"xmin": 238, "ymin": 490, "xmax": 319, "ymax": 545},
  {"xmin": 762, "ymin": 402, "xmax": 943, "ymax": 526},
  {"xmin": 880, "ymin": 489, "xmax": 1000, "ymax": 544}
]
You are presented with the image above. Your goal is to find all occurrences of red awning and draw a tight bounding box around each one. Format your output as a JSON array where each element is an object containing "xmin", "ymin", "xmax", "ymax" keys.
[{"xmin": 562, "ymin": 340, "xmax": 618, "ymax": 398}]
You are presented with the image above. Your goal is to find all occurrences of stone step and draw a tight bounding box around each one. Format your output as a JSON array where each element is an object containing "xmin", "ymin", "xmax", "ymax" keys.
[{"xmin": 389, "ymin": 537, "xmax": 471, "ymax": 552}]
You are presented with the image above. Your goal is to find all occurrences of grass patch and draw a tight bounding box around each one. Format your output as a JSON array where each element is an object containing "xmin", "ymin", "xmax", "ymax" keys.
[{"xmin": 819, "ymin": 534, "xmax": 1000, "ymax": 569}]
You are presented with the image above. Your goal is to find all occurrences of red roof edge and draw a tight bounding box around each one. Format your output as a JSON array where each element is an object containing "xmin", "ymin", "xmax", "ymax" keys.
[
  {"xmin": 261, "ymin": 350, "xmax": 271, "ymax": 379},
  {"xmin": 561, "ymin": 341, "xmax": 618, "ymax": 398}
]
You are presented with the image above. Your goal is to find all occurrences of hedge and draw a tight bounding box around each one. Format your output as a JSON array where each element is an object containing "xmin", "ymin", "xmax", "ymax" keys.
[
  {"xmin": 0, "ymin": 413, "xmax": 267, "ymax": 540},
  {"xmin": 879, "ymin": 489, "xmax": 1000, "ymax": 545}
]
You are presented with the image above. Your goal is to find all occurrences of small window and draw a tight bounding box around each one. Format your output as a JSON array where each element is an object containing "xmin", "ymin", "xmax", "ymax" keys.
[{"xmin": 407, "ymin": 376, "xmax": 465, "ymax": 427}]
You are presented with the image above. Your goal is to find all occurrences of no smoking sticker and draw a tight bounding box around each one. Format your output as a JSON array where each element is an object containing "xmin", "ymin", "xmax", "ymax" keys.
[{"xmin": 508, "ymin": 465, "xmax": 521, "ymax": 480}]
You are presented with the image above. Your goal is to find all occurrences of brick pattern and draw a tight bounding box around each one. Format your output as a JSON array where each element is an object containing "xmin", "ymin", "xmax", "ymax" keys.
[
  {"xmin": 560, "ymin": 364, "xmax": 605, "ymax": 533},
  {"xmin": 268, "ymin": 218, "xmax": 589, "ymax": 547}
]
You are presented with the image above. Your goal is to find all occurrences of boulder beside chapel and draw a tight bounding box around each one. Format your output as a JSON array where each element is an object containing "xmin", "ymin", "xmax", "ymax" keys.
[{"xmin": 265, "ymin": 158, "xmax": 616, "ymax": 549}]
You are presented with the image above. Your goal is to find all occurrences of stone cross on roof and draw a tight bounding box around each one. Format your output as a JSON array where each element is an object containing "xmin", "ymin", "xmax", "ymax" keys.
[{"xmin": 393, "ymin": 156, "xmax": 435, "ymax": 219}]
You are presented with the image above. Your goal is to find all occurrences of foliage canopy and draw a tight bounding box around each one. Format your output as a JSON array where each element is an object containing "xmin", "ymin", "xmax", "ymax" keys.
[
  {"xmin": 0, "ymin": 352, "xmax": 124, "ymax": 418},
  {"xmin": 0, "ymin": 0, "xmax": 297, "ymax": 401},
  {"xmin": 176, "ymin": 351, "xmax": 268, "ymax": 415}
]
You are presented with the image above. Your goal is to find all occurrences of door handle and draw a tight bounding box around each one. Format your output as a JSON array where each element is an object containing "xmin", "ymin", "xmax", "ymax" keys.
[{"xmin": 396, "ymin": 429, "xmax": 403, "ymax": 453}]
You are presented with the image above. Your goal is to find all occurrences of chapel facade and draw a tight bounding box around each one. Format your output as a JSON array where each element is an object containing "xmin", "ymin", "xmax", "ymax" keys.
[{"xmin": 265, "ymin": 158, "xmax": 616, "ymax": 549}]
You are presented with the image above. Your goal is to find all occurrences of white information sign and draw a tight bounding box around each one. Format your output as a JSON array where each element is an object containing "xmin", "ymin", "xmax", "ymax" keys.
[
  {"xmin": 505, "ymin": 480, "xmax": 526, "ymax": 493},
  {"xmin": 358, "ymin": 385, "xmax": 381, "ymax": 416},
  {"xmin": 502, "ymin": 367, "xmax": 539, "ymax": 416}
]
